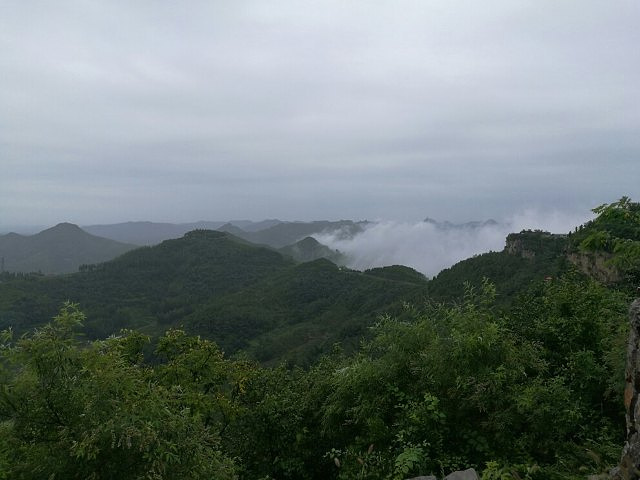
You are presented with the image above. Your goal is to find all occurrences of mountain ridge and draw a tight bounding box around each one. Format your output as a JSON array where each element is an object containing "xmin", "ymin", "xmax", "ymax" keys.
[
  {"xmin": 0, "ymin": 223, "xmax": 137, "ymax": 274},
  {"xmin": 0, "ymin": 229, "xmax": 427, "ymax": 364}
]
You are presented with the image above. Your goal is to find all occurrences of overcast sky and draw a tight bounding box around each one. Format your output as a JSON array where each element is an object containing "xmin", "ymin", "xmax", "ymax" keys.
[{"xmin": 1, "ymin": 1, "xmax": 638, "ymax": 228}]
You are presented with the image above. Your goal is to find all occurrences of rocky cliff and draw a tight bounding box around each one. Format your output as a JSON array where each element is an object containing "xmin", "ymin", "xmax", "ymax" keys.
[
  {"xmin": 504, "ymin": 230, "xmax": 567, "ymax": 259},
  {"xmin": 407, "ymin": 468, "xmax": 478, "ymax": 480},
  {"xmin": 566, "ymin": 251, "xmax": 622, "ymax": 285},
  {"xmin": 614, "ymin": 298, "xmax": 640, "ymax": 479}
]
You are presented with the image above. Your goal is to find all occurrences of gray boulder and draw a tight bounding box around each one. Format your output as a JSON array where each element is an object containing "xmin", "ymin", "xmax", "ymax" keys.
[
  {"xmin": 407, "ymin": 469, "xmax": 479, "ymax": 480},
  {"xmin": 443, "ymin": 469, "xmax": 480, "ymax": 480},
  {"xmin": 614, "ymin": 299, "xmax": 640, "ymax": 479}
]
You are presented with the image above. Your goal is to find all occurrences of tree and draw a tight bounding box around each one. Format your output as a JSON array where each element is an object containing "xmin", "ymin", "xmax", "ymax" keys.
[
  {"xmin": 0, "ymin": 303, "xmax": 236, "ymax": 480},
  {"xmin": 575, "ymin": 196, "xmax": 640, "ymax": 282}
]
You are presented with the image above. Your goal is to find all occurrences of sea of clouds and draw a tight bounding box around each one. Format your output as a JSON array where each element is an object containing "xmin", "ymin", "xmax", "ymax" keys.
[{"xmin": 314, "ymin": 210, "xmax": 593, "ymax": 278}]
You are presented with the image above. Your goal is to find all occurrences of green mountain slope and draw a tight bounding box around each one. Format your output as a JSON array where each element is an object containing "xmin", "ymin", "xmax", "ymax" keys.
[
  {"xmin": 187, "ymin": 258, "xmax": 427, "ymax": 364},
  {"xmin": 428, "ymin": 230, "xmax": 569, "ymax": 304},
  {"xmin": 0, "ymin": 230, "xmax": 426, "ymax": 364},
  {"xmin": 0, "ymin": 223, "xmax": 137, "ymax": 274},
  {"xmin": 278, "ymin": 236, "xmax": 344, "ymax": 264}
]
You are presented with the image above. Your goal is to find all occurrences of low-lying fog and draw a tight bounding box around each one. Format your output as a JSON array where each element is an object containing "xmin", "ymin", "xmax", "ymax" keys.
[{"xmin": 314, "ymin": 210, "xmax": 592, "ymax": 278}]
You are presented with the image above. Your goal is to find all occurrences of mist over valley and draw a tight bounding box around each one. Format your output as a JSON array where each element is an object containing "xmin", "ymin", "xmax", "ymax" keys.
[
  {"xmin": 314, "ymin": 208, "xmax": 592, "ymax": 276},
  {"xmin": 1, "ymin": 207, "xmax": 591, "ymax": 277}
]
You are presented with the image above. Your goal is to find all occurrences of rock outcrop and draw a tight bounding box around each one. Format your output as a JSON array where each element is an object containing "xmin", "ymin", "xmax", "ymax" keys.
[
  {"xmin": 613, "ymin": 299, "xmax": 640, "ymax": 479},
  {"xmin": 567, "ymin": 252, "xmax": 622, "ymax": 285},
  {"xmin": 443, "ymin": 469, "xmax": 480, "ymax": 480},
  {"xmin": 504, "ymin": 230, "xmax": 567, "ymax": 259},
  {"xmin": 407, "ymin": 467, "xmax": 479, "ymax": 480}
]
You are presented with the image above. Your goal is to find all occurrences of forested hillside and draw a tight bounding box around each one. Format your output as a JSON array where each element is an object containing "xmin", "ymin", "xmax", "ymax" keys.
[
  {"xmin": 278, "ymin": 236, "xmax": 344, "ymax": 264},
  {"xmin": 1, "ymin": 198, "xmax": 639, "ymax": 479},
  {"xmin": 429, "ymin": 230, "xmax": 569, "ymax": 304},
  {"xmin": 0, "ymin": 230, "xmax": 427, "ymax": 364}
]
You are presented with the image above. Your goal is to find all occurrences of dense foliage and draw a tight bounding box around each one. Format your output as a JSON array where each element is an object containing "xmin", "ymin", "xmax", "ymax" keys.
[
  {"xmin": 0, "ymin": 231, "xmax": 427, "ymax": 365},
  {"xmin": 0, "ymin": 304, "xmax": 237, "ymax": 479},
  {"xmin": 570, "ymin": 197, "xmax": 640, "ymax": 284},
  {"xmin": 0, "ymin": 272, "xmax": 630, "ymax": 479},
  {"xmin": 428, "ymin": 248, "xmax": 567, "ymax": 306}
]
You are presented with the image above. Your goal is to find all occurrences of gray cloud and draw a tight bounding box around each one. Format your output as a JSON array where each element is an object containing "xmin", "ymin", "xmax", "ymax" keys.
[
  {"xmin": 315, "ymin": 210, "xmax": 593, "ymax": 277},
  {"xmin": 1, "ymin": 1, "xmax": 638, "ymax": 226}
]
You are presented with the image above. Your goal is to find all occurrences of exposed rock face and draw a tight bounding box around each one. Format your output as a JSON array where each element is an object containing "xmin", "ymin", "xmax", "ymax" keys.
[
  {"xmin": 614, "ymin": 299, "xmax": 640, "ymax": 479},
  {"xmin": 443, "ymin": 469, "xmax": 479, "ymax": 480},
  {"xmin": 506, "ymin": 239, "xmax": 536, "ymax": 259},
  {"xmin": 407, "ymin": 468, "xmax": 478, "ymax": 480},
  {"xmin": 567, "ymin": 252, "xmax": 622, "ymax": 285},
  {"xmin": 504, "ymin": 231, "xmax": 567, "ymax": 260}
]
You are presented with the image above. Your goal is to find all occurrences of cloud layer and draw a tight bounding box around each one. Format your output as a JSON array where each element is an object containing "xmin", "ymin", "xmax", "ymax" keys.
[{"xmin": 315, "ymin": 210, "xmax": 592, "ymax": 277}]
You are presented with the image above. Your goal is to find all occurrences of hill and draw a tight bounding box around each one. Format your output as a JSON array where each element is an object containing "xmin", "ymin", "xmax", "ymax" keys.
[
  {"xmin": 278, "ymin": 236, "xmax": 344, "ymax": 264},
  {"xmin": 363, "ymin": 264, "xmax": 428, "ymax": 284},
  {"xmin": 83, "ymin": 219, "xmax": 286, "ymax": 245},
  {"xmin": 83, "ymin": 221, "xmax": 227, "ymax": 245},
  {"xmin": 428, "ymin": 229, "xmax": 570, "ymax": 303},
  {"xmin": 189, "ymin": 257, "xmax": 427, "ymax": 364},
  {"xmin": 0, "ymin": 223, "xmax": 137, "ymax": 274},
  {"xmin": 0, "ymin": 230, "xmax": 426, "ymax": 364},
  {"xmin": 0, "ymin": 225, "xmax": 587, "ymax": 362}
]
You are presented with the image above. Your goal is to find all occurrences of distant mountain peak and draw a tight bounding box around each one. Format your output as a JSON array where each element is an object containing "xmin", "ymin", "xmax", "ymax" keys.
[
  {"xmin": 279, "ymin": 236, "xmax": 344, "ymax": 264},
  {"xmin": 0, "ymin": 223, "xmax": 136, "ymax": 274},
  {"xmin": 4, "ymin": 232, "xmax": 24, "ymax": 239},
  {"xmin": 39, "ymin": 223, "xmax": 85, "ymax": 237},
  {"xmin": 295, "ymin": 236, "xmax": 321, "ymax": 247},
  {"xmin": 183, "ymin": 229, "xmax": 228, "ymax": 240},
  {"xmin": 217, "ymin": 223, "xmax": 247, "ymax": 235},
  {"xmin": 52, "ymin": 222, "xmax": 82, "ymax": 230}
]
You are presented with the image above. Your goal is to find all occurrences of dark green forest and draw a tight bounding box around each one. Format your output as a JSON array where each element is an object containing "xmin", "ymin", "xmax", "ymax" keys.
[
  {"xmin": 0, "ymin": 230, "xmax": 429, "ymax": 365},
  {"xmin": 1, "ymin": 198, "xmax": 639, "ymax": 479}
]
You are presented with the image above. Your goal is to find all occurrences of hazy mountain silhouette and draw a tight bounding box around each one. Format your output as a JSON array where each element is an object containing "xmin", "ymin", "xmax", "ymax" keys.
[
  {"xmin": 219, "ymin": 220, "xmax": 367, "ymax": 248},
  {"xmin": 83, "ymin": 220, "xmax": 286, "ymax": 245},
  {"xmin": 0, "ymin": 223, "xmax": 137, "ymax": 274},
  {"xmin": 278, "ymin": 236, "xmax": 344, "ymax": 264},
  {"xmin": 83, "ymin": 221, "xmax": 227, "ymax": 245},
  {"xmin": 423, "ymin": 217, "xmax": 499, "ymax": 229}
]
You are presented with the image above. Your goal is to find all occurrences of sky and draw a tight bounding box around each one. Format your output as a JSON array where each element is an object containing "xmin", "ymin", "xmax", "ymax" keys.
[{"xmin": 1, "ymin": 1, "xmax": 639, "ymax": 229}]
